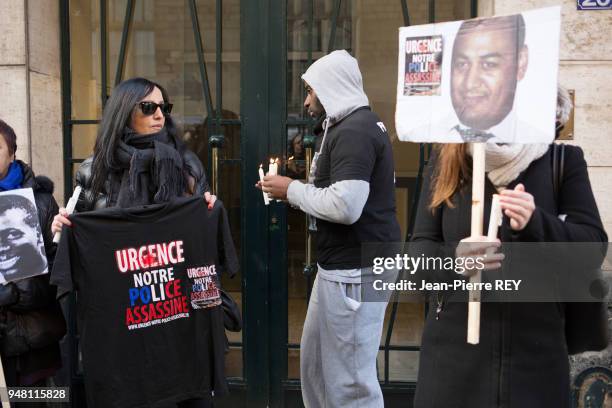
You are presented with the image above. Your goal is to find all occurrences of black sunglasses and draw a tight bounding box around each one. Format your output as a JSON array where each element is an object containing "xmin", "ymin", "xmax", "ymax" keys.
[{"xmin": 138, "ymin": 101, "xmax": 173, "ymax": 116}]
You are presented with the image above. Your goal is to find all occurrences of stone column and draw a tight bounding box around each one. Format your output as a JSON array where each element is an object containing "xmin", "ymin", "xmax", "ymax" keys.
[{"xmin": 0, "ymin": 0, "xmax": 63, "ymax": 201}]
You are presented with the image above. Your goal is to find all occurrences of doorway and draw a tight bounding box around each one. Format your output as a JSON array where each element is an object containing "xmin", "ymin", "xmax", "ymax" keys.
[{"xmin": 60, "ymin": 1, "xmax": 476, "ymax": 406}]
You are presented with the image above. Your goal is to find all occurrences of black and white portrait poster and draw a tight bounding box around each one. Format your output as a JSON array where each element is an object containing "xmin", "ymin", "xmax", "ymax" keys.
[
  {"xmin": 0, "ymin": 188, "xmax": 48, "ymax": 283},
  {"xmin": 395, "ymin": 7, "xmax": 560, "ymax": 144}
]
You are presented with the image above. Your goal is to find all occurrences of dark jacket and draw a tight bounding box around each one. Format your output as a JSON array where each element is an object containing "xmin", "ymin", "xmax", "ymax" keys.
[
  {"xmin": 74, "ymin": 150, "xmax": 210, "ymax": 211},
  {"xmin": 0, "ymin": 161, "xmax": 66, "ymax": 386},
  {"xmin": 411, "ymin": 145, "xmax": 607, "ymax": 408},
  {"xmin": 312, "ymin": 107, "xmax": 401, "ymax": 269}
]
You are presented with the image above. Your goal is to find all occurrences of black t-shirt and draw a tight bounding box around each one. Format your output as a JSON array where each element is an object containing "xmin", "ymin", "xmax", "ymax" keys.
[
  {"xmin": 314, "ymin": 107, "xmax": 401, "ymax": 269},
  {"xmin": 51, "ymin": 197, "xmax": 238, "ymax": 408}
]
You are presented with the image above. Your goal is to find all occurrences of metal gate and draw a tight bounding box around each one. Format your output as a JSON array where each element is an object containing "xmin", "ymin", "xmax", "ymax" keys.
[{"xmin": 59, "ymin": 1, "xmax": 476, "ymax": 406}]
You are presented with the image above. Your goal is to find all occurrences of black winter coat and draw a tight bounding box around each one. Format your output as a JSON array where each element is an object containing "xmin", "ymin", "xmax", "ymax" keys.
[
  {"xmin": 0, "ymin": 161, "xmax": 66, "ymax": 386},
  {"xmin": 74, "ymin": 150, "xmax": 210, "ymax": 211},
  {"xmin": 411, "ymin": 145, "xmax": 607, "ymax": 408}
]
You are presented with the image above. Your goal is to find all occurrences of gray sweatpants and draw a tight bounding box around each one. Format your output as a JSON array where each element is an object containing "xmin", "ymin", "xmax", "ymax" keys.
[{"xmin": 300, "ymin": 274, "xmax": 389, "ymax": 408}]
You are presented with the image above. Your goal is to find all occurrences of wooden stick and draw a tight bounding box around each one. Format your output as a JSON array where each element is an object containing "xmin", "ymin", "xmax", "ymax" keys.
[
  {"xmin": 465, "ymin": 194, "xmax": 502, "ymax": 345},
  {"xmin": 468, "ymin": 142, "xmax": 486, "ymax": 344},
  {"xmin": 0, "ymin": 355, "xmax": 10, "ymax": 408}
]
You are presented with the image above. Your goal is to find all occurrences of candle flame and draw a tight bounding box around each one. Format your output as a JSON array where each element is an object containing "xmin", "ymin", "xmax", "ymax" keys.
[
  {"xmin": 288, "ymin": 156, "xmax": 294, "ymax": 161},
  {"xmin": 269, "ymin": 158, "xmax": 274, "ymax": 164}
]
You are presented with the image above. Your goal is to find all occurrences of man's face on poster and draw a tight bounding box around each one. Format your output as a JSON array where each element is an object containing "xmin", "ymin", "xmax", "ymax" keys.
[
  {"xmin": 450, "ymin": 20, "xmax": 528, "ymax": 131},
  {"xmin": 0, "ymin": 207, "xmax": 45, "ymax": 279}
]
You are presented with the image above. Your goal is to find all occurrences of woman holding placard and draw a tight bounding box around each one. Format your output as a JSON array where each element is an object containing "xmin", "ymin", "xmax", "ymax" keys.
[
  {"xmin": 410, "ymin": 87, "xmax": 608, "ymax": 407},
  {"xmin": 0, "ymin": 119, "xmax": 66, "ymax": 393}
]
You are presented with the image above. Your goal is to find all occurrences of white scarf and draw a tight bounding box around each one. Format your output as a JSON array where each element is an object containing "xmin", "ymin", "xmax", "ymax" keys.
[{"xmin": 468, "ymin": 143, "xmax": 550, "ymax": 190}]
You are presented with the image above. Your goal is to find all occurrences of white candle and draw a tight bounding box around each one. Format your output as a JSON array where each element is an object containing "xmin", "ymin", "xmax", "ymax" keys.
[
  {"xmin": 269, "ymin": 158, "xmax": 277, "ymax": 176},
  {"xmin": 484, "ymin": 194, "xmax": 502, "ymax": 257},
  {"xmin": 53, "ymin": 185, "xmax": 82, "ymax": 244},
  {"xmin": 259, "ymin": 164, "xmax": 270, "ymax": 205},
  {"xmin": 487, "ymin": 194, "xmax": 502, "ymax": 240},
  {"xmin": 273, "ymin": 158, "xmax": 281, "ymax": 201}
]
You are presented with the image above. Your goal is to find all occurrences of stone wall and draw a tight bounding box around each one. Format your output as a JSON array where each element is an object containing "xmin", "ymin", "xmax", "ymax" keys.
[{"xmin": 0, "ymin": 0, "xmax": 63, "ymax": 201}]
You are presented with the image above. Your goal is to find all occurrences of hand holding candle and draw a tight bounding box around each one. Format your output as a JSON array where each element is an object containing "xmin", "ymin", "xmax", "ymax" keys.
[
  {"xmin": 259, "ymin": 174, "xmax": 293, "ymax": 201},
  {"xmin": 256, "ymin": 158, "xmax": 290, "ymax": 203},
  {"xmin": 53, "ymin": 186, "xmax": 82, "ymax": 244}
]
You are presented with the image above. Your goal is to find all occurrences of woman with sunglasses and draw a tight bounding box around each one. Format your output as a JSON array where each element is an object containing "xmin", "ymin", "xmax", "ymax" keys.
[
  {"xmin": 51, "ymin": 77, "xmax": 216, "ymax": 407},
  {"xmin": 52, "ymin": 77, "xmax": 215, "ymax": 225}
]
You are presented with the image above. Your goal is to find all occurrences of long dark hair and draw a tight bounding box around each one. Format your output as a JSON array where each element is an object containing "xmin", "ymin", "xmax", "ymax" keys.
[
  {"xmin": 0, "ymin": 119, "xmax": 17, "ymax": 156},
  {"xmin": 90, "ymin": 77, "xmax": 184, "ymax": 202}
]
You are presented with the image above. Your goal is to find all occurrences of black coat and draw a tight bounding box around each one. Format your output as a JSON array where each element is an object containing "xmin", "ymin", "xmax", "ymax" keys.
[
  {"xmin": 411, "ymin": 145, "xmax": 607, "ymax": 408},
  {"xmin": 74, "ymin": 150, "xmax": 210, "ymax": 211},
  {"xmin": 0, "ymin": 161, "xmax": 66, "ymax": 386}
]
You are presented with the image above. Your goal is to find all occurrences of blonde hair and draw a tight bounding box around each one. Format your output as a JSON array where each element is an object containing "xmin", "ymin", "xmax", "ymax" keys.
[{"xmin": 429, "ymin": 144, "xmax": 470, "ymax": 210}]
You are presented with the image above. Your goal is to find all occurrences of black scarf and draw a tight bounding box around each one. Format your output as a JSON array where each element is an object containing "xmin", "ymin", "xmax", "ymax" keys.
[{"xmin": 113, "ymin": 127, "xmax": 186, "ymax": 208}]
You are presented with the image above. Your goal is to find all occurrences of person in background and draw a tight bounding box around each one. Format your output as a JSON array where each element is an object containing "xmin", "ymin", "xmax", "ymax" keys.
[
  {"xmin": 0, "ymin": 119, "xmax": 66, "ymax": 400},
  {"xmin": 286, "ymin": 132, "xmax": 306, "ymax": 179}
]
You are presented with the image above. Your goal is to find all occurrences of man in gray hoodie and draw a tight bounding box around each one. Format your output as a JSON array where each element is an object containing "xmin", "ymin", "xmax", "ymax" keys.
[{"xmin": 261, "ymin": 50, "xmax": 401, "ymax": 407}]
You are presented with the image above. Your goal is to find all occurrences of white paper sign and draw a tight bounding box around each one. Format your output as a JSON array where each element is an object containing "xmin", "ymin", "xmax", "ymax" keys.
[
  {"xmin": 395, "ymin": 7, "xmax": 561, "ymax": 144},
  {"xmin": 0, "ymin": 188, "xmax": 48, "ymax": 283}
]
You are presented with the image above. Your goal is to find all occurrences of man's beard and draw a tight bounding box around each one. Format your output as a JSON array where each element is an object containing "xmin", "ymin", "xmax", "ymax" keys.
[{"xmin": 308, "ymin": 96, "xmax": 326, "ymax": 120}]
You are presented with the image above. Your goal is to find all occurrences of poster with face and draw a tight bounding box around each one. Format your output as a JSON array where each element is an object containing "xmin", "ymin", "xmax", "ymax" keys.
[
  {"xmin": 395, "ymin": 7, "xmax": 560, "ymax": 143},
  {"xmin": 0, "ymin": 188, "xmax": 48, "ymax": 283}
]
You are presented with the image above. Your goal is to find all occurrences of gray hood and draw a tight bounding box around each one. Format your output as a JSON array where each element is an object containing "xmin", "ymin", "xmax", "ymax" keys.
[{"xmin": 301, "ymin": 50, "xmax": 369, "ymax": 126}]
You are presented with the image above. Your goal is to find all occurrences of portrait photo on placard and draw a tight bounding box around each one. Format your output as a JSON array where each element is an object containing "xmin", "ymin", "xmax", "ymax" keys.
[
  {"xmin": 395, "ymin": 6, "xmax": 561, "ymax": 144},
  {"xmin": 0, "ymin": 188, "xmax": 48, "ymax": 283}
]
